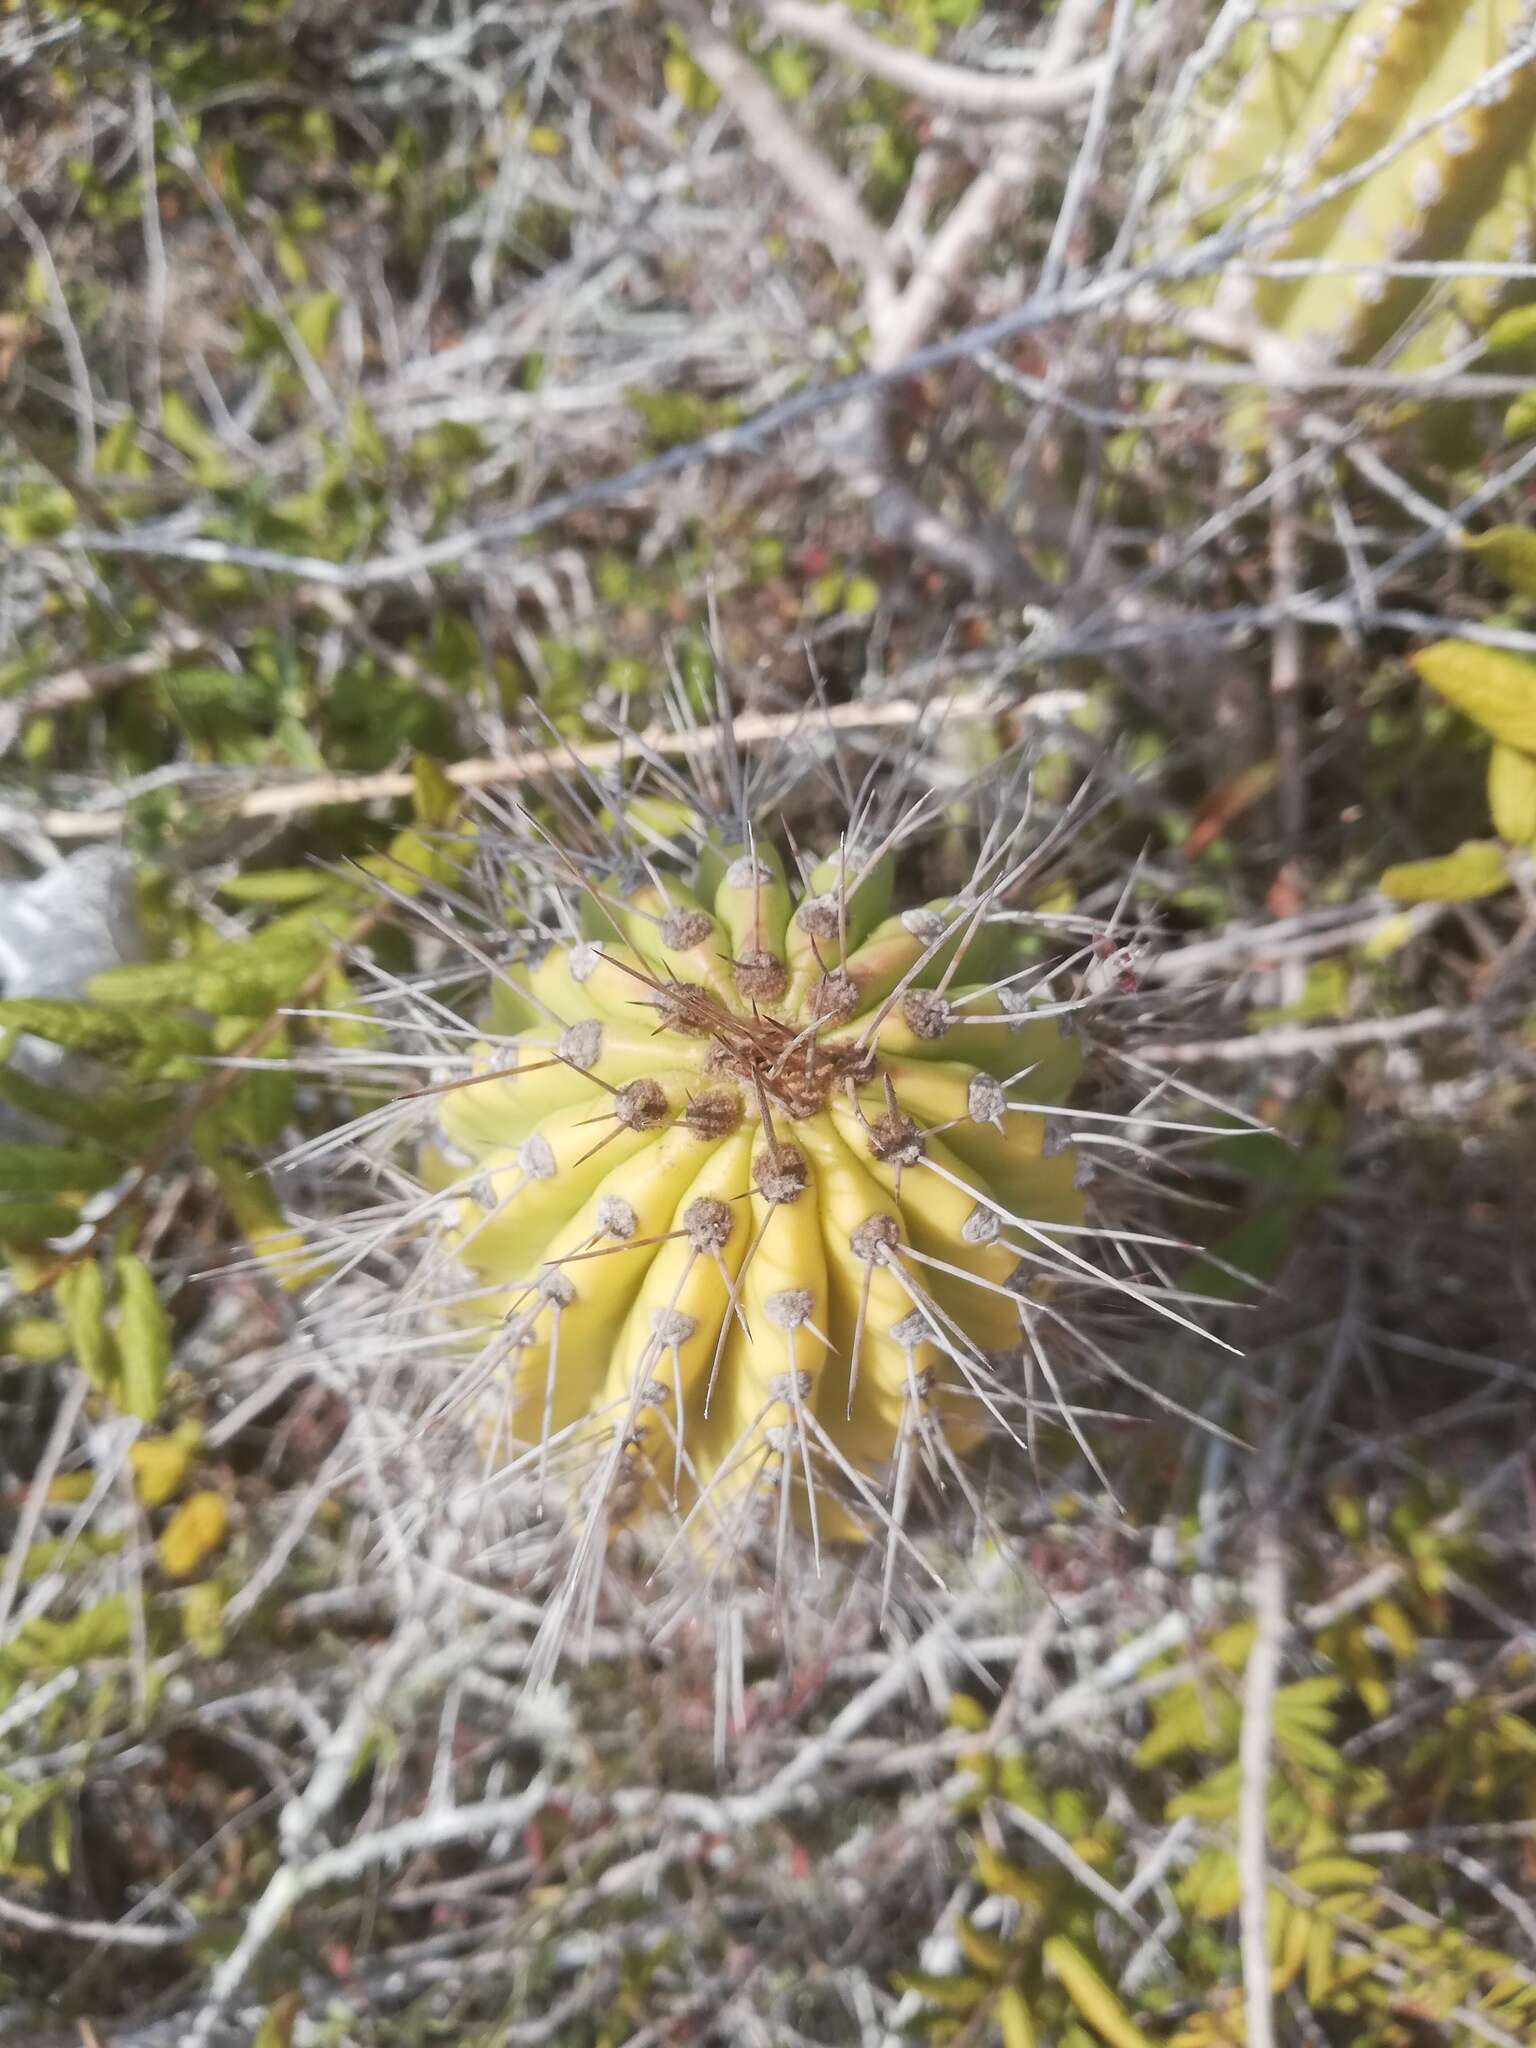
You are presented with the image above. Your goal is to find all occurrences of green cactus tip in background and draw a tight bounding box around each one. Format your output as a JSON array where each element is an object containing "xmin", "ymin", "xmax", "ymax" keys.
[{"xmin": 1172, "ymin": 0, "xmax": 1536, "ymax": 407}]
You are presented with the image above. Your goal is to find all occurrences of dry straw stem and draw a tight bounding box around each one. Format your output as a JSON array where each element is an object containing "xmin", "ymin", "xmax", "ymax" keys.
[
  {"xmin": 39, "ymin": 686, "xmax": 1020, "ymax": 838},
  {"xmin": 1237, "ymin": 1514, "xmax": 1286, "ymax": 2048}
]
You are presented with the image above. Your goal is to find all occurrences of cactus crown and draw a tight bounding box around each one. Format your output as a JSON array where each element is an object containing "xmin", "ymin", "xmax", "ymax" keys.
[{"xmin": 404, "ymin": 726, "xmax": 1121, "ymax": 1618}]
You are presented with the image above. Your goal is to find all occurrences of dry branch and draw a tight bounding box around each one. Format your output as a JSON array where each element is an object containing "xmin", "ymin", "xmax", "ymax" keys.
[
  {"xmin": 764, "ymin": 0, "xmax": 1110, "ymax": 116},
  {"xmin": 37, "ymin": 687, "xmax": 1024, "ymax": 838}
]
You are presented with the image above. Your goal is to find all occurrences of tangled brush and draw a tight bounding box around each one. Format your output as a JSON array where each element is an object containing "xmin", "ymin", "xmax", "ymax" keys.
[{"xmin": 288, "ymin": 701, "xmax": 1220, "ymax": 1660}]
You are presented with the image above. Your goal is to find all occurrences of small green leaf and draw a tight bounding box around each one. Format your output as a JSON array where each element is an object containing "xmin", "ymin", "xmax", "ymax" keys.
[
  {"xmin": 1412, "ymin": 640, "xmax": 1536, "ymax": 752},
  {"xmin": 1505, "ymin": 389, "xmax": 1536, "ymax": 441},
  {"xmin": 767, "ymin": 42, "xmax": 814, "ymax": 98},
  {"xmin": 1379, "ymin": 840, "xmax": 1509, "ymax": 903},
  {"xmin": 1462, "ymin": 526, "xmax": 1536, "ymax": 598},
  {"xmin": 412, "ymin": 754, "xmax": 459, "ymax": 828},
  {"xmin": 217, "ymin": 869, "xmax": 334, "ymax": 905},
  {"xmin": 1484, "ymin": 305, "xmax": 1536, "ymax": 354},
  {"xmin": 347, "ymin": 397, "xmax": 387, "ymax": 467},
  {"xmin": 290, "ymin": 288, "xmax": 339, "ymax": 359},
  {"xmin": 112, "ymin": 1254, "xmax": 171, "ymax": 1424},
  {"xmin": 662, "ymin": 30, "xmax": 720, "ymax": 111},
  {"xmin": 56, "ymin": 1259, "xmax": 114, "ymax": 1392},
  {"xmin": 1288, "ymin": 1855, "xmax": 1381, "ymax": 1893},
  {"xmin": 1488, "ymin": 741, "xmax": 1536, "ymax": 844},
  {"xmin": 159, "ymin": 390, "xmax": 231, "ymax": 485}
]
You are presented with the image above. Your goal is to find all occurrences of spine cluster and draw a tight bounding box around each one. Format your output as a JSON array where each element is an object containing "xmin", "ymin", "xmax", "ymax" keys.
[{"xmin": 418, "ymin": 825, "xmax": 1092, "ymax": 1580}]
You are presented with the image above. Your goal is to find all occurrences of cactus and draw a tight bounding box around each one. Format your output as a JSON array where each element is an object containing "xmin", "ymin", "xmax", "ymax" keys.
[
  {"xmin": 411, "ymin": 757, "xmax": 1121, "ymax": 1583},
  {"xmin": 1173, "ymin": 0, "xmax": 1536, "ymax": 392}
]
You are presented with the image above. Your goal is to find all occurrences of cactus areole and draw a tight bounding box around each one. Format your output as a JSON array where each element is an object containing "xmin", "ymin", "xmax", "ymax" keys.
[{"xmin": 421, "ymin": 833, "xmax": 1086, "ymax": 1553}]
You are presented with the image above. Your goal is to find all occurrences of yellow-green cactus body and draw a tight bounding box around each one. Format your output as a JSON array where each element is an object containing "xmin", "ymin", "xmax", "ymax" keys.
[
  {"xmin": 1176, "ymin": 0, "xmax": 1536, "ymax": 414},
  {"xmin": 424, "ymin": 850, "xmax": 1084, "ymax": 1550}
]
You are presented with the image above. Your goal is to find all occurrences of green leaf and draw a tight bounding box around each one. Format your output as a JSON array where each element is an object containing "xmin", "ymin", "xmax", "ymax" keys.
[
  {"xmin": 91, "ymin": 932, "xmax": 324, "ymax": 1015},
  {"xmin": 1488, "ymin": 741, "xmax": 1536, "ymax": 843},
  {"xmin": 5, "ymin": 1594, "xmax": 130, "ymax": 1674},
  {"xmin": 0, "ymin": 1064, "xmax": 171, "ymax": 1145},
  {"xmin": 412, "ymin": 754, "xmax": 459, "ymax": 828},
  {"xmin": 1484, "ymin": 305, "xmax": 1536, "ymax": 355},
  {"xmin": 0, "ymin": 1198, "xmax": 80, "ymax": 1243},
  {"xmin": 0, "ymin": 1141, "xmax": 121, "ymax": 1195},
  {"xmin": 112, "ymin": 1254, "xmax": 171, "ymax": 1424},
  {"xmin": 1042, "ymin": 1937, "xmax": 1153, "ymax": 2048},
  {"xmin": 996, "ymin": 1987, "xmax": 1038, "ymax": 2048},
  {"xmin": 0, "ymin": 997, "xmax": 211, "ymax": 1062},
  {"xmin": 211, "ymin": 1015, "xmax": 293, "ymax": 1145},
  {"xmin": 1288, "ymin": 1855, "xmax": 1380, "ymax": 1893},
  {"xmin": 290, "ymin": 288, "xmax": 339, "ymax": 358},
  {"xmin": 159, "ymin": 390, "xmax": 232, "ymax": 485},
  {"xmin": 194, "ymin": 1117, "xmax": 318, "ymax": 1291},
  {"xmin": 662, "ymin": 30, "xmax": 720, "ymax": 111},
  {"xmin": 1462, "ymin": 526, "xmax": 1536, "ymax": 598},
  {"xmin": 347, "ymin": 397, "xmax": 387, "ymax": 468},
  {"xmin": 1506, "ymin": 389, "xmax": 1536, "ymax": 441},
  {"xmin": 55, "ymin": 1260, "xmax": 114, "ymax": 1391},
  {"xmin": 1379, "ymin": 840, "xmax": 1509, "ymax": 903},
  {"xmin": 1412, "ymin": 640, "xmax": 1536, "ymax": 751},
  {"xmin": 217, "ymin": 869, "xmax": 334, "ymax": 905},
  {"xmin": 889, "ymin": 1972, "xmax": 991, "ymax": 2010},
  {"xmin": 767, "ymin": 42, "xmax": 814, "ymax": 98}
]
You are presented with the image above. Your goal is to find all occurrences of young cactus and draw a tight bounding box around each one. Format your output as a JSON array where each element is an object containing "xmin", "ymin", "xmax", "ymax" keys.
[{"xmin": 414, "ymin": 755, "xmax": 1106, "ymax": 1580}]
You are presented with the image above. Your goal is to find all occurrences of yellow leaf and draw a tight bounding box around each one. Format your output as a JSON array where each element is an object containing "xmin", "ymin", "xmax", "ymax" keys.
[
  {"xmin": 1042, "ymin": 1937, "xmax": 1154, "ymax": 2048},
  {"xmin": 45, "ymin": 1472, "xmax": 94, "ymax": 1505},
  {"xmin": 1487, "ymin": 742, "xmax": 1536, "ymax": 844},
  {"xmin": 1368, "ymin": 1597, "xmax": 1419, "ymax": 1662},
  {"xmin": 1273, "ymin": 1901, "xmax": 1311, "ymax": 1991},
  {"xmin": 890, "ymin": 1971, "xmax": 990, "ymax": 2010},
  {"xmin": 957, "ymin": 1918, "xmax": 1009, "ymax": 1973},
  {"xmin": 1412, "ymin": 641, "xmax": 1536, "ymax": 752},
  {"xmin": 975, "ymin": 1840, "xmax": 1048, "ymax": 1909},
  {"xmin": 1305, "ymin": 1912, "xmax": 1336, "ymax": 2002},
  {"xmin": 129, "ymin": 1423, "xmax": 201, "ymax": 1508},
  {"xmin": 253, "ymin": 1993, "xmax": 300, "ymax": 2048},
  {"xmin": 527, "ymin": 125, "xmax": 565, "ymax": 155},
  {"xmin": 180, "ymin": 1580, "xmax": 226, "ymax": 1657},
  {"xmin": 1361, "ymin": 911, "xmax": 1418, "ymax": 962},
  {"xmin": 158, "ymin": 1491, "xmax": 228, "ymax": 1578},
  {"xmin": 997, "ymin": 1986, "xmax": 1038, "ymax": 2048},
  {"xmin": 112, "ymin": 1253, "xmax": 171, "ymax": 1424},
  {"xmin": 948, "ymin": 1693, "xmax": 990, "ymax": 1736},
  {"xmin": 1288, "ymin": 1855, "xmax": 1380, "ymax": 1893},
  {"xmin": 1379, "ymin": 841, "xmax": 1508, "ymax": 903}
]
